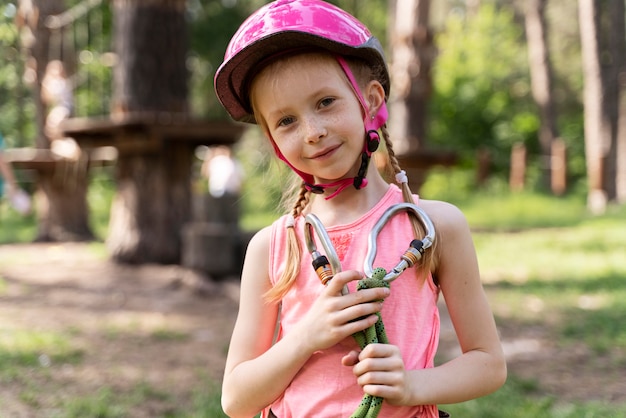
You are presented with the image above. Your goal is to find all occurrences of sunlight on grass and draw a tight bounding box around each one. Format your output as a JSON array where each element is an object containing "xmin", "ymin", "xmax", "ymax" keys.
[
  {"xmin": 474, "ymin": 210, "xmax": 626, "ymax": 355},
  {"xmin": 474, "ymin": 219, "xmax": 626, "ymax": 283},
  {"xmin": 0, "ymin": 329, "xmax": 84, "ymax": 379},
  {"xmin": 442, "ymin": 376, "xmax": 626, "ymax": 417}
]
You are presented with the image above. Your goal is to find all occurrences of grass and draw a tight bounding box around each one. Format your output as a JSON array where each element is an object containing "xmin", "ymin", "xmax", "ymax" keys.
[
  {"xmin": 435, "ymin": 190, "xmax": 626, "ymax": 417},
  {"xmin": 1, "ymin": 170, "xmax": 626, "ymax": 415},
  {"xmin": 442, "ymin": 375, "xmax": 626, "ymax": 417}
]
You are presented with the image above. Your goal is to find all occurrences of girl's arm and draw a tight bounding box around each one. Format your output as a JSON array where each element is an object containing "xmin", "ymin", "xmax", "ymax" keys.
[
  {"xmin": 348, "ymin": 200, "xmax": 506, "ymax": 406},
  {"xmin": 404, "ymin": 200, "xmax": 506, "ymax": 405},
  {"xmin": 221, "ymin": 226, "xmax": 390, "ymax": 417}
]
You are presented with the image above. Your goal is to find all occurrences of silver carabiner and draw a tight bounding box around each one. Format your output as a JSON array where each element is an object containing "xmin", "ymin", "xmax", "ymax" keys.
[
  {"xmin": 363, "ymin": 203, "xmax": 436, "ymax": 282},
  {"xmin": 304, "ymin": 213, "xmax": 349, "ymax": 295},
  {"xmin": 305, "ymin": 202, "xmax": 435, "ymax": 291}
]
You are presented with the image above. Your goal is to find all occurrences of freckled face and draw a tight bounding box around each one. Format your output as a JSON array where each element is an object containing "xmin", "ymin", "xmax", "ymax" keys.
[{"xmin": 250, "ymin": 53, "xmax": 365, "ymax": 184}]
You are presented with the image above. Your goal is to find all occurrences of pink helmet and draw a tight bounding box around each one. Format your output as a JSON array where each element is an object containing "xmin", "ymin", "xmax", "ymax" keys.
[{"xmin": 214, "ymin": 0, "xmax": 390, "ymax": 123}]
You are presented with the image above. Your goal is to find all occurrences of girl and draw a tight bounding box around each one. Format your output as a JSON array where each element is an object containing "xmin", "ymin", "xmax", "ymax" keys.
[{"xmin": 214, "ymin": 1, "xmax": 506, "ymax": 417}]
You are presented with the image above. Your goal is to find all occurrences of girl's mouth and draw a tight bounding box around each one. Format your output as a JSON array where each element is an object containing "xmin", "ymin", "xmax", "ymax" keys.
[{"xmin": 309, "ymin": 144, "xmax": 340, "ymax": 160}]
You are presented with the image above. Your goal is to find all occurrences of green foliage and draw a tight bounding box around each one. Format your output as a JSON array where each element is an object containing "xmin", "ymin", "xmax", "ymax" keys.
[
  {"xmin": 0, "ymin": 203, "xmax": 36, "ymax": 243},
  {"xmin": 0, "ymin": 2, "xmax": 34, "ymax": 147},
  {"xmin": 235, "ymin": 128, "xmax": 286, "ymax": 231},
  {"xmin": 87, "ymin": 169, "xmax": 116, "ymax": 240},
  {"xmin": 429, "ymin": 4, "xmax": 537, "ymax": 175}
]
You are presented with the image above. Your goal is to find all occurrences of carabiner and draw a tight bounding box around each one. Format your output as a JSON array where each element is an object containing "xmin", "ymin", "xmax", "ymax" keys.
[
  {"xmin": 305, "ymin": 202, "xmax": 435, "ymax": 291},
  {"xmin": 304, "ymin": 213, "xmax": 349, "ymax": 295},
  {"xmin": 363, "ymin": 203, "xmax": 435, "ymax": 282}
]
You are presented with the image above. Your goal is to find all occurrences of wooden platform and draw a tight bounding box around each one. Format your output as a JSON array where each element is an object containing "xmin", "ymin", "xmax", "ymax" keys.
[{"xmin": 59, "ymin": 114, "xmax": 245, "ymax": 155}]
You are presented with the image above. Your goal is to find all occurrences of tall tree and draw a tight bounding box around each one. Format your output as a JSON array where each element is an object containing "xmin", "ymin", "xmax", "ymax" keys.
[
  {"xmin": 106, "ymin": 0, "xmax": 190, "ymax": 263},
  {"xmin": 388, "ymin": 0, "xmax": 434, "ymax": 156},
  {"xmin": 579, "ymin": 0, "xmax": 607, "ymax": 213},
  {"xmin": 524, "ymin": 0, "xmax": 560, "ymax": 192},
  {"xmin": 578, "ymin": 0, "xmax": 625, "ymax": 213},
  {"xmin": 607, "ymin": 0, "xmax": 626, "ymax": 204}
]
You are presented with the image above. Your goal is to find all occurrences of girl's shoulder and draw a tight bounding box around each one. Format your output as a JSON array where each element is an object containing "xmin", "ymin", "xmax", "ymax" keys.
[
  {"xmin": 417, "ymin": 199, "xmax": 471, "ymax": 240},
  {"xmin": 246, "ymin": 225, "xmax": 273, "ymax": 262},
  {"xmin": 247, "ymin": 215, "xmax": 292, "ymax": 265}
]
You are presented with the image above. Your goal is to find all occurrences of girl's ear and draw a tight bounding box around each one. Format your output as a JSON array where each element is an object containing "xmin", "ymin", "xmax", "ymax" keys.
[{"xmin": 365, "ymin": 80, "xmax": 386, "ymax": 115}]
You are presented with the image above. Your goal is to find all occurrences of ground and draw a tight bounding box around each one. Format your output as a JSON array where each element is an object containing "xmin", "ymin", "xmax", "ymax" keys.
[{"xmin": 0, "ymin": 242, "xmax": 624, "ymax": 416}]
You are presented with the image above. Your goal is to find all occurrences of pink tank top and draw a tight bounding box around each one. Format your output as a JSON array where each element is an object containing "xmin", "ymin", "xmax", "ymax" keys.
[{"xmin": 267, "ymin": 185, "xmax": 440, "ymax": 418}]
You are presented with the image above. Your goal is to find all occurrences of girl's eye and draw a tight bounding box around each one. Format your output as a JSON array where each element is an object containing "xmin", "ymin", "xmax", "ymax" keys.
[
  {"xmin": 319, "ymin": 97, "xmax": 335, "ymax": 108},
  {"xmin": 278, "ymin": 116, "xmax": 295, "ymax": 127}
]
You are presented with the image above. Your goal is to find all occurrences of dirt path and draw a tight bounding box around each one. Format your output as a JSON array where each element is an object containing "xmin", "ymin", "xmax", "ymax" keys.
[
  {"xmin": 0, "ymin": 243, "xmax": 239, "ymax": 416},
  {"xmin": 0, "ymin": 242, "xmax": 623, "ymax": 416}
]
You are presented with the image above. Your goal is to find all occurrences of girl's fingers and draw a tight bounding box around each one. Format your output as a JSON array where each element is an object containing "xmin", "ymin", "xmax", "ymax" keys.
[
  {"xmin": 324, "ymin": 270, "xmax": 360, "ymax": 295},
  {"xmin": 341, "ymin": 350, "xmax": 360, "ymax": 367}
]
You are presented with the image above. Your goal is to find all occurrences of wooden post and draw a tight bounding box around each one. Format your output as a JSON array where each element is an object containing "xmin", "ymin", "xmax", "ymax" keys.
[
  {"xmin": 551, "ymin": 138, "xmax": 567, "ymax": 195},
  {"xmin": 509, "ymin": 143, "xmax": 527, "ymax": 192},
  {"xmin": 476, "ymin": 147, "xmax": 491, "ymax": 187}
]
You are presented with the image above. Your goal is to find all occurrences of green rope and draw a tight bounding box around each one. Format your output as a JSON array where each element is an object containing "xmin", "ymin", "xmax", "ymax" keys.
[{"xmin": 350, "ymin": 267, "xmax": 390, "ymax": 418}]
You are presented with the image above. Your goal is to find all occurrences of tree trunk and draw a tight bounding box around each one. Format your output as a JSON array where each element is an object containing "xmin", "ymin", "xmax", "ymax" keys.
[
  {"xmin": 108, "ymin": 143, "xmax": 191, "ymax": 264},
  {"xmin": 524, "ymin": 0, "xmax": 560, "ymax": 192},
  {"xmin": 17, "ymin": 0, "xmax": 93, "ymax": 242},
  {"xmin": 388, "ymin": 0, "xmax": 434, "ymax": 156},
  {"xmin": 34, "ymin": 159, "xmax": 94, "ymax": 242},
  {"xmin": 579, "ymin": 0, "xmax": 625, "ymax": 212},
  {"xmin": 107, "ymin": 0, "xmax": 190, "ymax": 264},
  {"xmin": 606, "ymin": 0, "xmax": 625, "ymax": 203},
  {"xmin": 578, "ymin": 0, "xmax": 608, "ymax": 213}
]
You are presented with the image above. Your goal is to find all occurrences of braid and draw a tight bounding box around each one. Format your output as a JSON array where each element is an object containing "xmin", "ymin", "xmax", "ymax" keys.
[
  {"xmin": 264, "ymin": 183, "xmax": 311, "ymax": 302},
  {"xmin": 381, "ymin": 125, "xmax": 437, "ymax": 277}
]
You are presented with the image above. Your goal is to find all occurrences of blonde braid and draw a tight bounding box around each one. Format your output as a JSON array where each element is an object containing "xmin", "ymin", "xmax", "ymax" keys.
[
  {"xmin": 264, "ymin": 183, "xmax": 311, "ymax": 302},
  {"xmin": 381, "ymin": 125, "xmax": 437, "ymax": 277}
]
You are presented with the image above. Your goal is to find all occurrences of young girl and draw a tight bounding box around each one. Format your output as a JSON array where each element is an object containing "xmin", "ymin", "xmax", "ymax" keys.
[{"xmin": 214, "ymin": 1, "xmax": 506, "ymax": 417}]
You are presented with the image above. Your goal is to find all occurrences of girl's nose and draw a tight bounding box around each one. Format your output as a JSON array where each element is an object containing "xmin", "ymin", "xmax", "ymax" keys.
[{"xmin": 302, "ymin": 116, "xmax": 327, "ymax": 144}]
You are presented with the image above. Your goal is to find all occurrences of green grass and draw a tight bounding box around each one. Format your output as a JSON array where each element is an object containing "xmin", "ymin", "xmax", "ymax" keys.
[
  {"xmin": 0, "ymin": 329, "xmax": 84, "ymax": 378},
  {"xmin": 441, "ymin": 375, "xmax": 626, "ymax": 417}
]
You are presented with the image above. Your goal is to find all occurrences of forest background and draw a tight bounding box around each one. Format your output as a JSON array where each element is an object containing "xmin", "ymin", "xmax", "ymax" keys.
[{"xmin": 0, "ymin": 0, "xmax": 624, "ymax": 221}]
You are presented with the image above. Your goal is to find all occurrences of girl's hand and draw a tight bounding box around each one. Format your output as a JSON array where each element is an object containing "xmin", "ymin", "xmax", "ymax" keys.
[
  {"xmin": 295, "ymin": 270, "xmax": 390, "ymax": 354},
  {"xmin": 342, "ymin": 343, "xmax": 411, "ymax": 406}
]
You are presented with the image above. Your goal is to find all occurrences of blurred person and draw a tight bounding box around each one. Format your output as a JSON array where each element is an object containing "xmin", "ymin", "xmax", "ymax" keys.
[
  {"xmin": 202, "ymin": 145, "xmax": 244, "ymax": 198},
  {"xmin": 41, "ymin": 60, "xmax": 74, "ymax": 138}
]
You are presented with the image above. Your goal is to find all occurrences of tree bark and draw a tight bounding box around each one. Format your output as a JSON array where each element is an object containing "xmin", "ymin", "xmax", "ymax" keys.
[
  {"xmin": 606, "ymin": 0, "xmax": 626, "ymax": 203},
  {"xmin": 579, "ymin": 0, "xmax": 625, "ymax": 212},
  {"xmin": 111, "ymin": 0, "xmax": 188, "ymax": 116},
  {"xmin": 107, "ymin": 0, "xmax": 190, "ymax": 264},
  {"xmin": 108, "ymin": 143, "xmax": 191, "ymax": 264},
  {"xmin": 524, "ymin": 0, "xmax": 560, "ymax": 192},
  {"xmin": 388, "ymin": 0, "xmax": 434, "ymax": 156},
  {"xmin": 578, "ymin": 0, "xmax": 607, "ymax": 213}
]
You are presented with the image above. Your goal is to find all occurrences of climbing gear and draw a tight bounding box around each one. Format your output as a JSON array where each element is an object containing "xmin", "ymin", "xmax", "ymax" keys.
[
  {"xmin": 304, "ymin": 213, "xmax": 348, "ymax": 295},
  {"xmin": 363, "ymin": 203, "xmax": 435, "ymax": 282},
  {"xmin": 214, "ymin": 0, "xmax": 390, "ymax": 199},
  {"xmin": 304, "ymin": 202, "xmax": 436, "ymax": 417},
  {"xmin": 305, "ymin": 203, "xmax": 435, "ymax": 286}
]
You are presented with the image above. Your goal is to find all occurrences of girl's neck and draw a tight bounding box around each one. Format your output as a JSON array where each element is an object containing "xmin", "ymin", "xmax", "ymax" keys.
[{"xmin": 308, "ymin": 172, "xmax": 390, "ymax": 227}]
